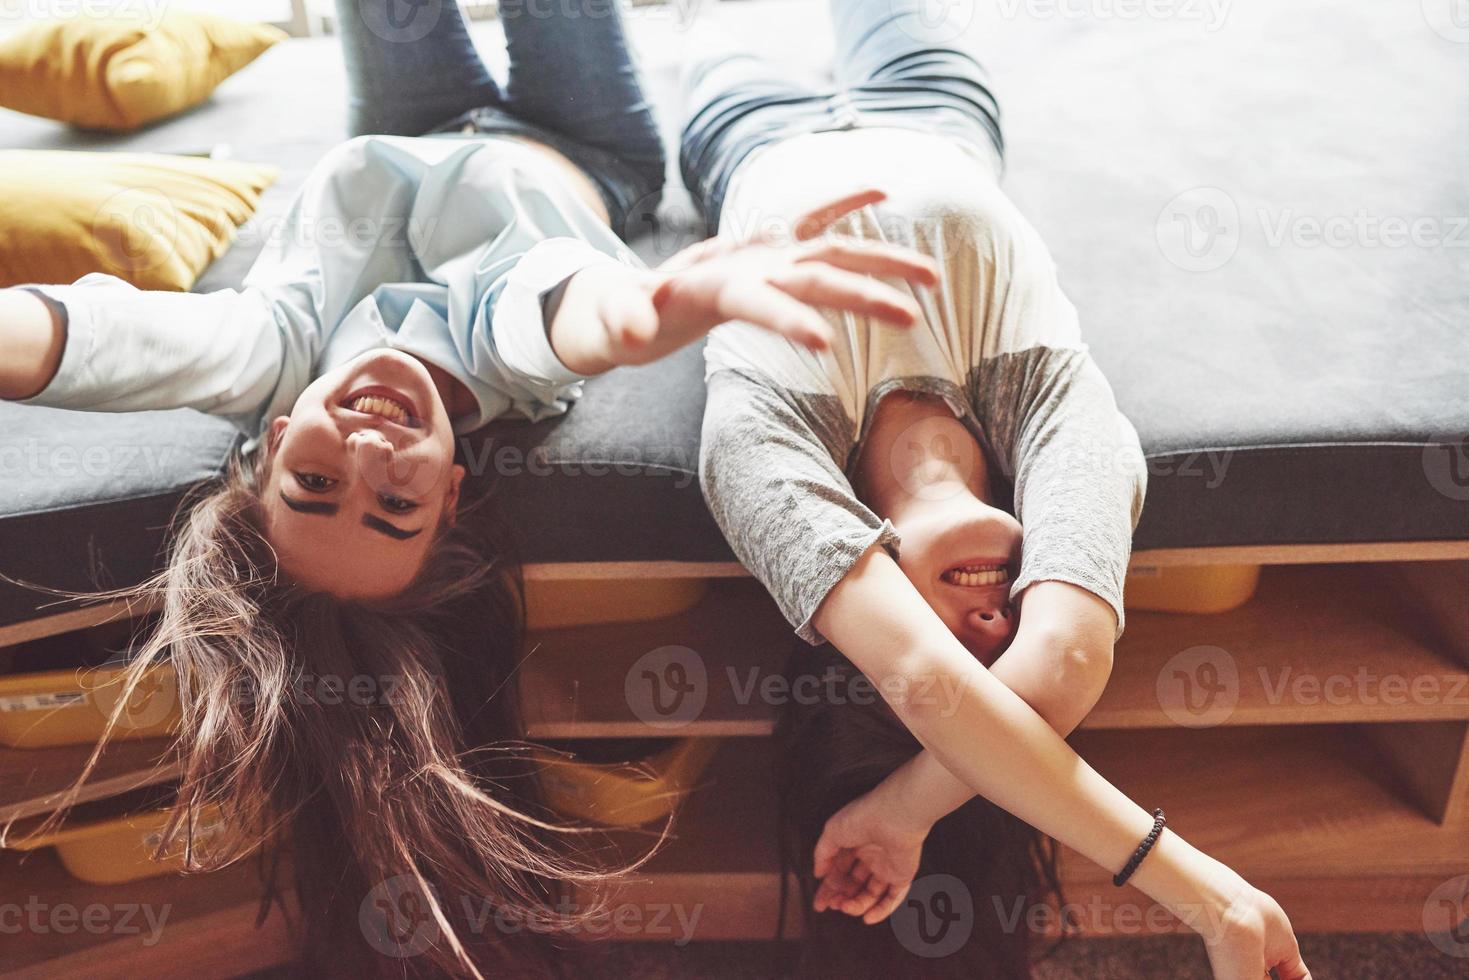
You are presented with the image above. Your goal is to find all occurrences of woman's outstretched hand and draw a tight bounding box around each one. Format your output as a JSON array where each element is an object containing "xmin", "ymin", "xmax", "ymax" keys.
[
  {"xmin": 549, "ymin": 190, "xmax": 940, "ymax": 374},
  {"xmin": 810, "ymin": 783, "xmax": 929, "ymax": 925},
  {"xmin": 1202, "ymin": 886, "xmax": 1312, "ymax": 980}
]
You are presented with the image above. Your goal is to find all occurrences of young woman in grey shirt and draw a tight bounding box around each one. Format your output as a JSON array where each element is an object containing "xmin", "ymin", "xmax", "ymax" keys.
[{"xmin": 681, "ymin": 2, "xmax": 1310, "ymax": 977}]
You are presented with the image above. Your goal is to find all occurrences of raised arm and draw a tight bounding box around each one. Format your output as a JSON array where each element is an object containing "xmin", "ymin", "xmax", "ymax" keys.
[
  {"xmin": 547, "ymin": 190, "xmax": 941, "ymax": 376},
  {"xmin": 0, "ymin": 277, "xmax": 291, "ymax": 420}
]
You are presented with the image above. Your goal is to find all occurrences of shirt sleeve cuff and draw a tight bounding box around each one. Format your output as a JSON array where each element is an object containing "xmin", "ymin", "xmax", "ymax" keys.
[
  {"xmin": 793, "ymin": 520, "xmax": 902, "ymax": 646},
  {"xmin": 16, "ymin": 282, "xmax": 99, "ymax": 409},
  {"xmin": 1010, "ymin": 569, "xmax": 1128, "ymax": 640},
  {"xmin": 491, "ymin": 237, "xmax": 625, "ymax": 387}
]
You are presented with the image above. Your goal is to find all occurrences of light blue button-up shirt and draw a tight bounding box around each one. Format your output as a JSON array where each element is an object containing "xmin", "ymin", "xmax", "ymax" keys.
[{"xmin": 25, "ymin": 134, "xmax": 641, "ymax": 449}]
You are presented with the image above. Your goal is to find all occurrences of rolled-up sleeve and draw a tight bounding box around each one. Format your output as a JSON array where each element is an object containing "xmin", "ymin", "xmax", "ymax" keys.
[
  {"xmin": 489, "ymin": 237, "xmax": 617, "ymax": 389},
  {"xmin": 700, "ymin": 370, "xmax": 899, "ymax": 645},
  {"xmin": 445, "ymin": 237, "xmax": 628, "ymax": 429},
  {"xmin": 971, "ymin": 345, "xmax": 1146, "ymax": 637},
  {"xmin": 19, "ymin": 274, "xmax": 293, "ymax": 428}
]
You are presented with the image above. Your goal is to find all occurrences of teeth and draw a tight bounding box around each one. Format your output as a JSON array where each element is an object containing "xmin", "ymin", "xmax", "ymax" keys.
[
  {"xmin": 351, "ymin": 394, "xmax": 409, "ymax": 424},
  {"xmin": 944, "ymin": 566, "xmax": 1009, "ymax": 587}
]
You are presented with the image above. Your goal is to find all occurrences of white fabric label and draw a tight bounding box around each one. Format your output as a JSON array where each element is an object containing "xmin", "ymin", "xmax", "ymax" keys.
[{"xmin": 0, "ymin": 692, "xmax": 89, "ymax": 712}]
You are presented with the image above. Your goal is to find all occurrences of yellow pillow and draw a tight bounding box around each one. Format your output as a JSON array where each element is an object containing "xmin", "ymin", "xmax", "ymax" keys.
[
  {"xmin": 0, "ymin": 13, "xmax": 286, "ymax": 131},
  {"xmin": 0, "ymin": 150, "xmax": 279, "ymax": 291}
]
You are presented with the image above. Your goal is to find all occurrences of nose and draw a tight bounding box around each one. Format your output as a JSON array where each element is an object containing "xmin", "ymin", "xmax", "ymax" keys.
[
  {"xmin": 963, "ymin": 601, "xmax": 1015, "ymax": 649},
  {"xmin": 348, "ymin": 429, "xmax": 398, "ymax": 491},
  {"xmin": 349, "ymin": 428, "xmax": 439, "ymax": 497},
  {"xmin": 348, "ymin": 427, "xmax": 394, "ymax": 460}
]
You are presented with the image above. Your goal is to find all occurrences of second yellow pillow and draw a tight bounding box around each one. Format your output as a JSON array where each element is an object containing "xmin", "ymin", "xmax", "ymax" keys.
[{"xmin": 0, "ymin": 150, "xmax": 279, "ymax": 291}]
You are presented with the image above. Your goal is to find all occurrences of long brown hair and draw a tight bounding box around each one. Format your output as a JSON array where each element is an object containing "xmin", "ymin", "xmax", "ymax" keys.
[
  {"xmin": 10, "ymin": 452, "xmax": 639, "ymax": 978},
  {"xmin": 778, "ymin": 642, "xmax": 1063, "ymax": 979}
]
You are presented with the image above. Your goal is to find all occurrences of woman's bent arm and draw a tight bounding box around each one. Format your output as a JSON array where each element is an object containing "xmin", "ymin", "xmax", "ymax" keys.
[
  {"xmin": 860, "ymin": 581, "xmax": 1119, "ymax": 834},
  {"xmin": 811, "ymin": 545, "xmax": 1249, "ymax": 929},
  {"xmin": 0, "ymin": 290, "xmax": 66, "ymax": 400}
]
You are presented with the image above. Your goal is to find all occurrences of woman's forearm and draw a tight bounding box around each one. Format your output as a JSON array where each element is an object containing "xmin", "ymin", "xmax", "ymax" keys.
[
  {"xmin": 0, "ymin": 289, "xmax": 66, "ymax": 400},
  {"xmin": 546, "ymin": 191, "xmax": 938, "ymax": 376},
  {"xmin": 873, "ymin": 581, "xmax": 1120, "ymax": 832},
  {"xmin": 812, "ymin": 546, "xmax": 1249, "ymax": 931}
]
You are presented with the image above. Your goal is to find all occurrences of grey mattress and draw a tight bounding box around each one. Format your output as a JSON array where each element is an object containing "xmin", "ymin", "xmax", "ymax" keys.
[{"xmin": 2, "ymin": 0, "xmax": 1467, "ymax": 626}]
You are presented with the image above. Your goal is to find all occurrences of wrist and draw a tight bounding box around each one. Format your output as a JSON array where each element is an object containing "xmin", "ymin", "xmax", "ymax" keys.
[
  {"xmin": 1192, "ymin": 856, "xmax": 1256, "ymax": 944},
  {"xmin": 1127, "ymin": 829, "xmax": 1251, "ymax": 939},
  {"xmin": 870, "ymin": 755, "xmax": 947, "ymax": 838},
  {"xmin": 645, "ymin": 267, "xmax": 704, "ymax": 336},
  {"xmin": 546, "ymin": 265, "xmax": 662, "ymax": 376}
]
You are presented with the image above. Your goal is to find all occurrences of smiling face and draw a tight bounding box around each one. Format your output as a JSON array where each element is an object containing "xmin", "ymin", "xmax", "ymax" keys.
[
  {"xmin": 888, "ymin": 496, "xmax": 1023, "ymax": 664},
  {"xmin": 856, "ymin": 392, "xmax": 1025, "ymax": 663},
  {"xmin": 260, "ymin": 349, "xmax": 465, "ymax": 599}
]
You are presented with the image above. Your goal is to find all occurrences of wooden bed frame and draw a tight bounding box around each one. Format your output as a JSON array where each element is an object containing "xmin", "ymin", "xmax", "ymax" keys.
[{"xmin": 3, "ymin": 542, "xmax": 1467, "ymax": 976}]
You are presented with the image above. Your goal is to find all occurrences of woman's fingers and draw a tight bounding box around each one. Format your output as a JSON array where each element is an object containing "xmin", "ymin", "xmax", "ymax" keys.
[
  {"xmin": 836, "ymin": 855, "xmax": 872, "ymax": 902},
  {"xmin": 834, "ymin": 853, "xmax": 874, "ymax": 906},
  {"xmin": 814, "ymin": 850, "xmax": 863, "ymax": 911},
  {"xmin": 769, "ymin": 265, "xmax": 921, "ymax": 328},
  {"xmin": 813, "ymin": 875, "xmax": 844, "ymax": 913},
  {"xmin": 723, "ymin": 282, "xmax": 834, "ymax": 350},
  {"xmin": 799, "ymin": 240, "xmax": 940, "ymax": 287},
  {"xmin": 792, "ymin": 189, "xmax": 888, "ymax": 241},
  {"xmin": 1272, "ymin": 952, "xmax": 1311, "ymax": 980},
  {"xmin": 839, "ymin": 868, "xmax": 887, "ymax": 918},
  {"xmin": 813, "ymin": 833, "xmax": 839, "ymax": 880},
  {"xmin": 863, "ymin": 881, "xmax": 910, "ymax": 925}
]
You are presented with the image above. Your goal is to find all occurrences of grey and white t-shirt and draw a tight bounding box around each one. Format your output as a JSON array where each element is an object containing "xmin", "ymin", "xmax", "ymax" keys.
[{"xmin": 699, "ymin": 128, "xmax": 1147, "ymax": 644}]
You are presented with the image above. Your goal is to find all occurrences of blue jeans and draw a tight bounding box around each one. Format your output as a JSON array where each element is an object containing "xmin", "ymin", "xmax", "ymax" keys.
[
  {"xmin": 679, "ymin": 0, "xmax": 1003, "ymax": 230},
  {"xmin": 335, "ymin": 0, "xmax": 665, "ymax": 231}
]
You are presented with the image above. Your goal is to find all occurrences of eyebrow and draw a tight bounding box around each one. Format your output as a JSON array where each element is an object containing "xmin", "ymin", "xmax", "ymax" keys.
[
  {"xmin": 279, "ymin": 492, "xmax": 338, "ymax": 516},
  {"xmin": 363, "ymin": 513, "xmax": 423, "ymax": 541},
  {"xmin": 279, "ymin": 492, "xmax": 423, "ymax": 541}
]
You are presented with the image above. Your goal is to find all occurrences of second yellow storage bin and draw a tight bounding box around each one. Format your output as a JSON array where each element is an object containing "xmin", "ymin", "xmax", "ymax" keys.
[{"xmin": 0, "ymin": 664, "xmax": 180, "ymax": 748}]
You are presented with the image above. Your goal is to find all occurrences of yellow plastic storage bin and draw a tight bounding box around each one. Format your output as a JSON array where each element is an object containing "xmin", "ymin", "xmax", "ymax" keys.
[
  {"xmin": 524, "ymin": 578, "xmax": 710, "ymax": 631},
  {"xmin": 0, "ymin": 664, "xmax": 180, "ymax": 748},
  {"xmin": 533, "ymin": 738, "xmax": 721, "ymax": 828},
  {"xmin": 7, "ymin": 804, "xmax": 240, "ymax": 884},
  {"xmin": 1125, "ymin": 564, "xmax": 1261, "ymax": 614}
]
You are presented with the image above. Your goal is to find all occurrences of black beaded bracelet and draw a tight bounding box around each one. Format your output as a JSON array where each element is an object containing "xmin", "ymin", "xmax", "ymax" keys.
[{"xmin": 1113, "ymin": 809, "xmax": 1167, "ymax": 887}]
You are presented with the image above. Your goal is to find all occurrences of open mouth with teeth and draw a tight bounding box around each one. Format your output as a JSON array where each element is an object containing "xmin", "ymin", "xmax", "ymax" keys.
[
  {"xmin": 940, "ymin": 563, "xmax": 1010, "ymax": 588},
  {"xmin": 343, "ymin": 388, "xmax": 419, "ymax": 427}
]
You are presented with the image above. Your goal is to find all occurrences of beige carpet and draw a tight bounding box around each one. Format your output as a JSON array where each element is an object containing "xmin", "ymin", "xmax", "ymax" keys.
[{"xmin": 586, "ymin": 934, "xmax": 1466, "ymax": 978}]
